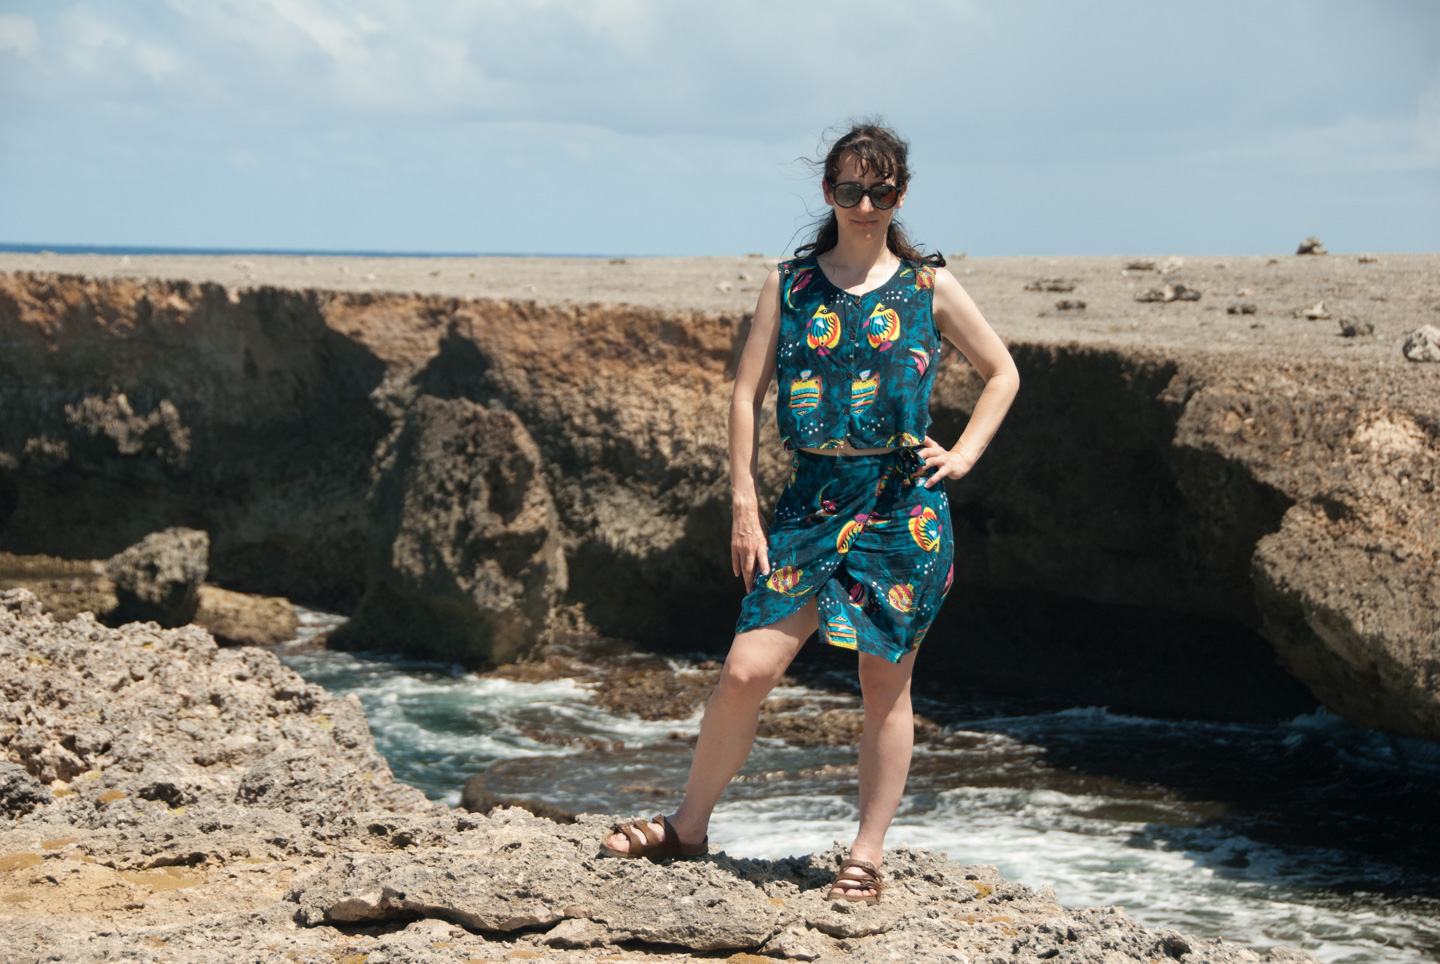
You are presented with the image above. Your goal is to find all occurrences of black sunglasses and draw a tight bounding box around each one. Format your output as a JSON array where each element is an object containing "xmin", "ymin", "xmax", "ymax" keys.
[{"xmin": 828, "ymin": 180, "xmax": 900, "ymax": 210}]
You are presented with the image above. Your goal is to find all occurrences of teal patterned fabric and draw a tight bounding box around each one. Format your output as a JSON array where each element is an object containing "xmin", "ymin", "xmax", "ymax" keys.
[
  {"xmin": 774, "ymin": 256, "xmax": 941, "ymax": 452},
  {"xmin": 734, "ymin": 448, "xmax": 954, "ymax": 662}
]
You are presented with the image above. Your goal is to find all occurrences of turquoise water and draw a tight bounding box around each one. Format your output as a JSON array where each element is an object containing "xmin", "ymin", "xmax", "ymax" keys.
[{"xmin": 279, "ymin": 609, "xmax": 1440, "ymax": 964}]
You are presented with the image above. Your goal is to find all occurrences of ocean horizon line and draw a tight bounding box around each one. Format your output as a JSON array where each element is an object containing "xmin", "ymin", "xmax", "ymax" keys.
[{"xmin": 0, "ymin": 242, "xmax": 649, "ymax": 260}]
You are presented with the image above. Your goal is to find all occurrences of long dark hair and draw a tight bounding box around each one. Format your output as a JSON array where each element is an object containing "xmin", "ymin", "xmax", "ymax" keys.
[{"xmin": 795, "ymin": 121, "xmax": 945, "ymax": 268}]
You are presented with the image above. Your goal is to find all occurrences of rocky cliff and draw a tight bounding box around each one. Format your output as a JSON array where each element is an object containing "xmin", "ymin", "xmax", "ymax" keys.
[
  {"xmin": 0, "ymin": 254, "xmax": 1436, "ymax": 737},
  {"xmin": 0, "ymin": 589, "xmax": 1318, "ymax": 963}
]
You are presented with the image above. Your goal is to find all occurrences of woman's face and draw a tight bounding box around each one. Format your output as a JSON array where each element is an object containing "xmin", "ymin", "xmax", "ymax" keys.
[{"xmin": 821, "ymin": 151, "xmax": 906, "ymax": 242}]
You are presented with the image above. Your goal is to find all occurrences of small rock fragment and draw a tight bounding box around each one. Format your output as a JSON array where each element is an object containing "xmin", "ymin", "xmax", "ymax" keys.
[
  {"xmin": 1402, "ymin": 325, "xmax": 1440, "ymax": 362},
  {"xmin": 1135, "ymin": 284, "xmax": 1201, "ymax": 303},
  {"xmin": 1025, "ymin": 278, "xmax": 1076, "ymax": 292},
  {"xmin": 1124, "ymin": 259, "xmax": 1157, "ymax": 271},
  {"xmin": 1227, "ymin": 303, "xmax": 1258, "ymax": 315},
  {"xmin": 1337, "ymin": 317, "xmax": 1373, "ymax": 337},
  {"xmin": 1296, "ymin": 236, "xmax": 1327, "ymax": 255},
  {"xmin": 1357, "ymin": 254, "xmax": 1381, "ymax": 263},
  {"xmin": 1055, "ymin": 300, "xmax": 1086, "ymax": 311},
  {"xmin": 1293, "ymin": 302, "xmax": 1330, "ymax": 320},
  {"xmin": 542, "ymin": 917, "xmax": 611, "ymax": 948},
  {"xmin": 763, "ymin": 925, "xmax": 823, "ymax": 961},
  {"xmin": 1158, "ymin": 256, "xmax": 1185, "ymax": 275}
]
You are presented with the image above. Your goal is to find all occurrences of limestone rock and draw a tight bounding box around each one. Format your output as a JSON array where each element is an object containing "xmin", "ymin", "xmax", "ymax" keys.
[
  {"xmin": 0, "ymin": 590, "xmax": 435, "ymax": 815},
  {"xmin": 1227, "ymin": 303, "xmax": 1258, "ymax": 315},
  {"xmin": 0, "ymin": 583, "xmax": 1321, "ymax": 963},
  {"xmin": 104, "ymin": 527, "xmax": 208, "ymax": 627},
  {"xmin": 1055, "ymin": 299, "xmax": 1086, "ymax": 311},
  {"xmin": 1025, "ymin": 278, "xmax": 1076, "ymax": 292},
  {"xmin": 1296, "ymin": 236, "xmax": 1327, "ymax": 255},
  {"xmin": 1337, "ymin": 316, "xmax": 1374, "ymax": 337},
  {"xmin": 1403, "ymin": 324, "xmax": 1440, "ymax": 362},
  {"xmin": 332, "ymin": 395, "xmax": 567, "ymax": 667},
  {"xmin": 0, "ymin": 760, "xmax": 51, "ymax": 817},
  {"xmin": 193, "ymin": 584, "xmax": 297, "ymax": 646},
  {"xmin": 1135, "ymin": 284, "xmax": 1201, "ymax": 303}
]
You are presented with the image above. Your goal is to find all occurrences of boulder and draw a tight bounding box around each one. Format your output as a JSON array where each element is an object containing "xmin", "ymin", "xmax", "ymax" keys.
[
  {"xmin": 1403, "ymin": 325, "xmax": 1440, "ymax": 362},
  {"xmin": 193, "ymin": 584, "xmax": 297, "ymax": 646},
  {"xmin": 331, "ymin": 395, "xmax": 567, "ymax": 667},
  {"xmin": 104, "ymin": 527, "xmax": 208, "ymax": 626},
  {"xmin": 1297, "ymin": 236, "xmax": 1327, "ymax": 255}
]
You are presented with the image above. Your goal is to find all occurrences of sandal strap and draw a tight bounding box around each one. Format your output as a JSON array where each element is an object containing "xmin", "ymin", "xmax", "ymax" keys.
[{"xmin": 837, "ymin": 859, "xmax": 883, "ymax": 881}]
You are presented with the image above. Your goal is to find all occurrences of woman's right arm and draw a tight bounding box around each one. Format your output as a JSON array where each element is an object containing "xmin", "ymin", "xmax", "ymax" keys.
[{"xmin": 729, "ymin": 268, "xmax": 783, "ymax": 593}]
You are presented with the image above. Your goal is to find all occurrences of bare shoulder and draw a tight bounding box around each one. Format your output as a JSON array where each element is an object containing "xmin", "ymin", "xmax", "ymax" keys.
[{"xmin": 932, "ymin": 265, "xmax": 967, "ymax": 295}]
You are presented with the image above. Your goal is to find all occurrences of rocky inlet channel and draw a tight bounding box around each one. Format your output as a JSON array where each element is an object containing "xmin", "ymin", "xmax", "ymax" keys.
[
  {"xmin": 0, "ymin": 588, "xmax": 1319, "ymax": 963},
  {"xmin": 0, "ymin": 251, "xmax": 1438, "ymax": 961}
]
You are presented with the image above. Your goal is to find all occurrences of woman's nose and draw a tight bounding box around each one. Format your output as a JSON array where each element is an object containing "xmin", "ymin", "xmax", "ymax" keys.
[{"xmin": 857, "ymin": 194, "xmax": 875, "ymax": 213}]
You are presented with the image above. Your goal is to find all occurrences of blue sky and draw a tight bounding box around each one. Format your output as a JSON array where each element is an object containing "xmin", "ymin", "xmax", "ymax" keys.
[{"xmin": 0, "ymin": 1, "xmax": 1436, "ymax": 256}]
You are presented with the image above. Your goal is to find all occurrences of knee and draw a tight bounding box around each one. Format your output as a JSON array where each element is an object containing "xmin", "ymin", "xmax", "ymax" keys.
[
  {"xmin": 715, "ymin": 658, "xmax": 780, "ymax": 704},
  {"xmin": 858, "ymin": 663, "xmax": 911, "ymax": 713}
]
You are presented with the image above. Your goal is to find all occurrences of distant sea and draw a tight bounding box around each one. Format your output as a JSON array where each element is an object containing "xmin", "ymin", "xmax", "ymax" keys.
[{"xmin": 0, "ymin": 242, "xmax": 620, "ymax": 259}]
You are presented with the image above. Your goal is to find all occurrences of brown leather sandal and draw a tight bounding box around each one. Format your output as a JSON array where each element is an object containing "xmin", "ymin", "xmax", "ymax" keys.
[
  {"xmin": 828, "ymin": 859, "xmax": 883, "ymax": 902},
  {"xmin": 598, "ymin": 815, "xmax": 707, "ymax": 859}
]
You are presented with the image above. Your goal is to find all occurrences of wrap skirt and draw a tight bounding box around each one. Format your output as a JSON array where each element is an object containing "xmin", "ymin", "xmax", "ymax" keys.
[{"xmin": 734, "ymin": 447, "xmax": 955, "ymax": 662}]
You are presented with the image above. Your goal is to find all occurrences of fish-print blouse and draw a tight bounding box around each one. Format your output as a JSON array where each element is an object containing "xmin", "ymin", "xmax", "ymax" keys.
[{"xmin": 773, "ymin": 255, "xmax": 941, "ymax": 451}]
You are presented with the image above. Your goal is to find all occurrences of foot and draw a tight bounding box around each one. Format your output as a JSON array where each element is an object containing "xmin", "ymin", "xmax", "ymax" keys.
[
  {"xmin": 599, "ymin": 814, "xmax": 706, "ymax": 858},
  {"xmin": 828, "ymin": 857, "xmax": 883, "ymax": 901}
]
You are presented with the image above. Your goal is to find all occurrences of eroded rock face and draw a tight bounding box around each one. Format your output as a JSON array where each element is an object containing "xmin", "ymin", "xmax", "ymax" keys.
[
  {"xmin": 104, "ymin": 526, "xmax": 209, "ymax": 627},
  {"xmin": 330, "ymin": 395, "xmax": 568, "ymax": 666},
  {"xmin": 1, "ymin": 267, "xmax": 1437, "ymax": 738}
]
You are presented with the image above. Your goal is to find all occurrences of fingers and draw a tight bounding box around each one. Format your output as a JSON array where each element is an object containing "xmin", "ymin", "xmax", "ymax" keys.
[{"xmin": 736, "ymin": 542, "xmax": 769, "ymax": 593}]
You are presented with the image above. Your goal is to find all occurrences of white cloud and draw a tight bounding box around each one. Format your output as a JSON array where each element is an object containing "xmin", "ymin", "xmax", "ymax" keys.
[{"xmin": 0, "ymin": 13, "xmax": 39, "ymax": 55}]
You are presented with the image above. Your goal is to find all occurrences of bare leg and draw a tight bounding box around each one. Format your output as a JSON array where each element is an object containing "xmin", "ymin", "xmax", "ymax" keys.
[
  {"xmin": 601, "ymin": 599, "xmax": 817, "ymax": 854},
  {"xmin": 831, "ymin": 647, "xmax": 918, "ymax": 897}
]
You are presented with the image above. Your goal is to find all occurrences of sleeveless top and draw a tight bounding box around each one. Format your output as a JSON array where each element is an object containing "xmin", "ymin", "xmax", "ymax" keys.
[{"xmin": 774, "ymin": 255, "xmax": 941, "ymax": 451}]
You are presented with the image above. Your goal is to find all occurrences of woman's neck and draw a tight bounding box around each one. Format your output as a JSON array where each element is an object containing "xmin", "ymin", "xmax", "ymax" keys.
[
  {"xmin": 823, "ymin": 230, "xmax": 898, "ymax": 276},
  {"xmin": 817, "ymin": 233, "xmax": 901, "ymax": 287}
]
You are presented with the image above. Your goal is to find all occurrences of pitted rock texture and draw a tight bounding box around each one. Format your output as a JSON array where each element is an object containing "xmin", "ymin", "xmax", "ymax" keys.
[
  {"xmin": 0, "ymin": 588, "xmax": 435, "ymax": 818},
  {"xmin": 105, "ymin": 526, "xmax": 209, "ymax": 627}
]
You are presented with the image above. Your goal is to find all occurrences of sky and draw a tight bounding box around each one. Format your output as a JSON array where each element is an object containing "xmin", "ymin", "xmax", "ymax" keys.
[{"xmin": 0, "ymin": 0, "xmax": 1436, "ymax": 257}]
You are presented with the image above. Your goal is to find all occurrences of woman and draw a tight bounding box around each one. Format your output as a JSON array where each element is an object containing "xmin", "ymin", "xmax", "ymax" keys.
[{"xmin": 600, "ymin": 123, "xmax": 1019, "ymax": 903}]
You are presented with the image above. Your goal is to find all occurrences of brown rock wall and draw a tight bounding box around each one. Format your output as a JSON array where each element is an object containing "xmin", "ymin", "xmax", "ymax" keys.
[{"xmin": 1, "ymin": 266, "xmax": 1437, "ymax": 733}]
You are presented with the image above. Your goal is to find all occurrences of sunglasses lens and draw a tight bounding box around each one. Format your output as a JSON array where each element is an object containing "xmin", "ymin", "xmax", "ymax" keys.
[
  {"xmin": 833, "ymin": 182, "xmax": 863, "ymax": 208},
  {"xmin": 871, "ymin": 185, "xmax": 898, "ymax": 209}
]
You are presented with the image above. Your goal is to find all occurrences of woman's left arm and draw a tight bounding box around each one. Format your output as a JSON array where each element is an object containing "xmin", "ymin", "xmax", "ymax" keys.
[{"xmin": 919, "ymin": 267, "xmax": 1020, "ymax": 488}]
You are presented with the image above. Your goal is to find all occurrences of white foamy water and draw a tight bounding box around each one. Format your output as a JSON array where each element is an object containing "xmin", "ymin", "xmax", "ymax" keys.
[{"xmin": 275, "ymin": 614, "xmax": 1440, "ymax": 964}]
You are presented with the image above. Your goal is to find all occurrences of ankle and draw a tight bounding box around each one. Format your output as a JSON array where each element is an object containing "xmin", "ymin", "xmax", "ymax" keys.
[
  {"xmin": 667, "ymin": 811, "xmax": 708, "ymax": 844},
  {"xmin": 848, "ymin": 845, "xmax": 883, "ymax": 868}
]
